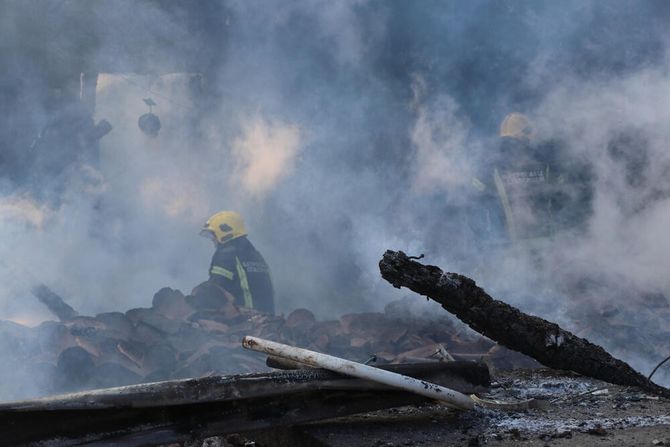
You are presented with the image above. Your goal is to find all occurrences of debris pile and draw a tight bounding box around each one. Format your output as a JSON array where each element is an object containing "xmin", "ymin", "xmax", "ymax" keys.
[
  {"xmin": 0, "ymin": 251, "xmax": 668, "ymax": 446},
  {"xmin": 1, "ymin": 283, "xmax": 532, "ymax": 399},
  {"xmin": 0, "ymin": 359, "xmax": 490, "ymax": 445}
]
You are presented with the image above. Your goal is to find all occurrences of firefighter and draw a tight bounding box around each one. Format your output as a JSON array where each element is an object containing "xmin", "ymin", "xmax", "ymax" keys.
[
  {"xmin": 471, "ymin": 113, "xmax": 593, "ymax": 248},
  {"xmin": 470, "ymin": 113, "xmax": 564, "ymax": 246},
  {"xmin": 199, "ymin": 211, "xmax": 275, "ymax": 314}
]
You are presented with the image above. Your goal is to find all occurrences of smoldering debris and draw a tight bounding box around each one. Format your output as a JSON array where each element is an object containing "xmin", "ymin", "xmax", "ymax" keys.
[
  {"xmin": 0, "ymin": 360, "xmax": 488, "ymax": 445},
  {"xmin": 1, "ymin": 285, "xmax": 668, "ymax": 446},
  {"xmin": 289, "ymin": 369, "xmax": 670, "ymax": 446},
  {"xmin": 0, "ymin": 283, "xmax": 525, "ymax": 400},
  {"xmin": 0, "ymin": 251, "xmax": 668, "ymax": 445},
  {"xmin": 3, "ymin": 0, "xmax": 670, "ymax": 375},
  {"xmin": 379, "ymin": 250, "xmax": 670, "ymax": 398}
]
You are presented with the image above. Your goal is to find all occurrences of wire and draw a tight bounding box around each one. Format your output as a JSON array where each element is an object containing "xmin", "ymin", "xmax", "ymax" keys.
[
  {"xmin": 117, "ymin": 74, "xmax": 196, "ymax": 111},
  {"xmin": 648, "ymin": 354, "xmax": 670, "ymax": 381}
]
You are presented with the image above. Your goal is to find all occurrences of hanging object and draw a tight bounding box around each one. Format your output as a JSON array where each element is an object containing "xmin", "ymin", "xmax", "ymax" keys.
[{"xmin": 138, "ymin": 98, "xmax": 161, "ymax": 137}]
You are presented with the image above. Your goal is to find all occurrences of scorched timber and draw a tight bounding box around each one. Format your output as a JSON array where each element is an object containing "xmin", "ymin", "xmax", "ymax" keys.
[
  {"xmin": 0, "ymin": 361, "xmax": 488, "ymax": 446},
  {"xmin": 31, "ymin": 284, "xmax": 78, "ymax": 321},
  {"xmin": 379, "ymin": 250, "xmax": 670, "ymax": 398}
]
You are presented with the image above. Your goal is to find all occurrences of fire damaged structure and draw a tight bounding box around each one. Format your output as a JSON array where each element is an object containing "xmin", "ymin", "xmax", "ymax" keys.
[
  {"xmin": 2, "ymin": 1, "xmax": 670, "ymax": 446},
  {"xmin": 0, "ymin": 253, "xmax": 668, "ymax": 445}
]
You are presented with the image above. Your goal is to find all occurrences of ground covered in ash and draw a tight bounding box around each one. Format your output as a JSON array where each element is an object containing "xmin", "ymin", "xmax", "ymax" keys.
[{"xmin": 282, "ymin": 369, "xmax": 670, "ymax": 447}]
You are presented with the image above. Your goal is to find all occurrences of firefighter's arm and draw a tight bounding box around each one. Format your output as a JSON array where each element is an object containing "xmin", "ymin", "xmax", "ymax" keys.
[
  {"xmin": 209, "ymin": 249, "xmax": 237, "ymax": 286},
  {"xmin": 210, "ymin": 264, "xmax": 235, "ymax": 281}
]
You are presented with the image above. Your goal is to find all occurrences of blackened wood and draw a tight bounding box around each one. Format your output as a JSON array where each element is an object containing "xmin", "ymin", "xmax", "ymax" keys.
[
  {"xmin": 3, "ymin": 390, "xmax": 441, "ymax": 446},
  {"xmin": 0, "ymin": 361, "xmax": 488, "ymax": 412},
  {"xmin": 0, "ymin": 362, "xmax": 488, "ymax": 445},
  {"xmin": 31, "ymin": 284, "xmax": 78, "ymax": 321},
  {"xmin": 379, "ymin": 250, "xmax": 670, "ymax": 397}
]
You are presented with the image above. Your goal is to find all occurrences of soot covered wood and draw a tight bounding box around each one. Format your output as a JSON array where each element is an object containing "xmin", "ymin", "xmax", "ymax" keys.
[{"xmin": 379, "ymin": 250, "xmax": 670, "ymax": 398}]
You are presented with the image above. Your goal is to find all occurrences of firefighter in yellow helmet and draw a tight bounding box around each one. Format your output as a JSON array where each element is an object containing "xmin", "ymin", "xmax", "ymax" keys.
[
  {"xmin": 199, "ymin": 211, "xmax": 275, "ymax": 314},
  {"xmin": 471, "ymin": 113, "xmax": 561, "ymax": 244}
]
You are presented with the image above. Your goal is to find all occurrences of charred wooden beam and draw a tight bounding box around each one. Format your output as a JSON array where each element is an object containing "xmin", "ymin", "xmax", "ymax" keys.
[
  {"xmin": 31, "ymin": 284, "xmax": 78, "ymax": 321},
  {"xmin": 0, "ymin": 361, "xmax": 488, "ymax": 445},
  {"xmin": 379, "ymin": 250, "xmax": 670, "ymax": 398}
]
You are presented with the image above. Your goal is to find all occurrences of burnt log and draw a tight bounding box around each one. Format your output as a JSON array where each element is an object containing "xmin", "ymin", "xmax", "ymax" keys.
[
  {"xmin": 379, "ymin": 250, "xmax": 670, "ymax": 397},
  {"xmin": 32, "ymin": 284, "xmax": 78, "ymax": 321}
]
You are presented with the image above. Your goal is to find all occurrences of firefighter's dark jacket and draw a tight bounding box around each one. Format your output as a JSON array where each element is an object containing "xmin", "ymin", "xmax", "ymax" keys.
[
  {"xmin": 469, "ymin": 137, "xmax": 593, "ymax": 243},
  {"xmin": 208, "ymin": 236, "xmax": 275, "ymax": 315}
]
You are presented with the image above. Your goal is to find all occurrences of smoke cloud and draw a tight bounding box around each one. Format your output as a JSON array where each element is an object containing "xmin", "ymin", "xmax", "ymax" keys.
[
  {"xmin": 1, "ymin": 0, "xmax": 670, "ymax": 398},
  {"xmin": 409, "ymin": 75, "xmax": 474, "ymax": 196},
  {"xmin": 230, "ymin": 116, "xmax": 302, "ymax": 199}
]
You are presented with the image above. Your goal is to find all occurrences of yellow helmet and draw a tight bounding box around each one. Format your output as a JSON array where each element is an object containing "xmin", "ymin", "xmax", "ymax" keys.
[
  {"xmin": 500, "ymin": 113, "xmax": 533, "ymax": 141},
  {"xmin": 200, "ymin": 211, "xmax": 247, "ymax": 244}
]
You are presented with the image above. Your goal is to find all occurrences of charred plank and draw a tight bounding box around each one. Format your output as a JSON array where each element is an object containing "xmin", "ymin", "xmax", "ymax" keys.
[{"xmin": 0, "ymin": 361, "xmax": 488, "ymax": 445}]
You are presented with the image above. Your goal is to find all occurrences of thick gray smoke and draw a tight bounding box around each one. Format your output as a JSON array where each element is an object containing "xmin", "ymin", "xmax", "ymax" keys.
[{"xmin": 1, "ymin": 0, "xmax": 670, "ymax": 397}]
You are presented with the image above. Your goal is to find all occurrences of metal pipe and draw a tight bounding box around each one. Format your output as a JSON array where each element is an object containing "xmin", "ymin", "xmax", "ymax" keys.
[{"xmin": 242, "ymin": 336, "xmax": 474, "ymax": 410}]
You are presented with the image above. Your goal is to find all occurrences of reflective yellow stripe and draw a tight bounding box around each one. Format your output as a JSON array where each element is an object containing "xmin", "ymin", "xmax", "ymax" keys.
[
  {"xmin": 210, "ymin": 265, "xmax": 234, "ymax": 280},
  {"xmin": 471, "ymin": 177, "xmax": 486, "ymax": 192},
  {"xmin": 235, "ymin": 257, "xmax": 253, "ymax": 308},
  {"xmin": 493, "ymin": 168, "xmax": 517, "ymax": 241}
]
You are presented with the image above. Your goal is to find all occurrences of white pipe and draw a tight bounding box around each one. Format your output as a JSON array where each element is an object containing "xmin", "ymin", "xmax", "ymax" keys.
[{"xmin": 242, "ymin": 336, "xmax": 474, "ymax": 410}]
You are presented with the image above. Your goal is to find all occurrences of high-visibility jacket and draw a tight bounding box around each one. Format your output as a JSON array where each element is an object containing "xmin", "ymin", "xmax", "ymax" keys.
[{"xmin": 209, "ymin": 236, "xmax": 275, "ymax": 314}]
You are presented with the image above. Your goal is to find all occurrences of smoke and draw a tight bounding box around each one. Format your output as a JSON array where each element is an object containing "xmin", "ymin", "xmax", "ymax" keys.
[
  {"xmin": 0, "ymin": 194, "xmax": 51, "ymax": 228},
  {"xmin": 534, "ymin": 69, "xmax": 670, "ymax": 289},
  {"xmin": 409, "ymin": 76, "xmax": 474, "ymax": 196},
  {"xmin": 230, "ymin": 116, "xmax": 302, "ymax": 199},
  {"xmin": 2, "ymin": 0, "xmax": 670, "ymax": 398}
]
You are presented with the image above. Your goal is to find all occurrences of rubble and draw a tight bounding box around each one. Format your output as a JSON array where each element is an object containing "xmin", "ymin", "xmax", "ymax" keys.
[
  {"xmin": 0, "ymin": 253, "xmax": 666, "ymax": 445},
  {"xmin": 0, "ymin": 284, "xmax": 527, "ymax": 400}
]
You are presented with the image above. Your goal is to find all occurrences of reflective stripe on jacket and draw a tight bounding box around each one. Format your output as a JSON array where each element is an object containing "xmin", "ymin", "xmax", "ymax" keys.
[{"xmin": 209, "ymin": 236, "xmax": 275, "ymax": 314}]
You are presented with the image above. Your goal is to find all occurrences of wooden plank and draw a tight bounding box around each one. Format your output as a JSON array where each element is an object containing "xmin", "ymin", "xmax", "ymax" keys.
[{"xmin": 0, "ymin": 362, "xmax": 489, "ymax": 445}]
